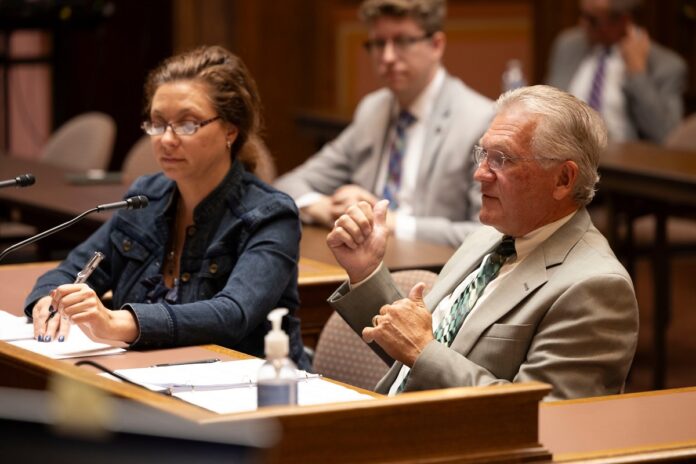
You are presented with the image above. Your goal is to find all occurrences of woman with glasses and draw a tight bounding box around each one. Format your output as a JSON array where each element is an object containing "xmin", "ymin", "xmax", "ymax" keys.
[{"xmin": 25, "ymin": 45, "xmax": 309, "ymax": 369}]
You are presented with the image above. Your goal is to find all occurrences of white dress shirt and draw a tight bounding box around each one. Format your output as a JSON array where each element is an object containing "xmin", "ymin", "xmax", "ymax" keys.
[{"xmin": 568, "ymin": 46, "xmax": 631, "ymax": 141}]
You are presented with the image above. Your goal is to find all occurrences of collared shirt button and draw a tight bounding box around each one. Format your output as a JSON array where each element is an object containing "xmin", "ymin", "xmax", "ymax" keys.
[
  {"xmin": 208, "ymin": 262, "xmax": 218, "ymax": 274},
  {"xmin": 122, "ymin": 239, "xmax": 132, "ymax": 252},
  {"xmin": 180, "ymin": 272, "xmax": 191, "ymax": 282},
  {"xmin": 187, "ymin": 226, "xmax": 197, "ymax": 237}
]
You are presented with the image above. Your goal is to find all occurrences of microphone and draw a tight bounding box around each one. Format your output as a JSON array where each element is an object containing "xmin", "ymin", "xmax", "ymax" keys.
[
  {"xmin": 96, "ymin": 195, "xmax": 149, "ymax": 212},
  {"xmin": 0, "ymin": 195, "xmax": 149, "ymax": 263},
  {"xmin": 0, "ymin": 174, "xmax": 35, "ymax": 189}
]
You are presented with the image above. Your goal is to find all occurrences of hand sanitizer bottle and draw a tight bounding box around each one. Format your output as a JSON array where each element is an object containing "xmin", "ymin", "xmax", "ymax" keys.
[{"xmin": 257, "ymin": 308, "xmax": 298, "ymax": 408}]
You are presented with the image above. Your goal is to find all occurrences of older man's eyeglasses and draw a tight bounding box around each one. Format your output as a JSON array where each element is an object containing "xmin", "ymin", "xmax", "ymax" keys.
[
  {"xmin": 142, "ymin": 116, "xmax": 221, "ymax": 136},
  {"xmin": 473, "ymin": 145, "xmax": 561, "ymax": 171},
  {"xmin": 363, "ymin": 33, "xmax": 433, "ymax": 55}
]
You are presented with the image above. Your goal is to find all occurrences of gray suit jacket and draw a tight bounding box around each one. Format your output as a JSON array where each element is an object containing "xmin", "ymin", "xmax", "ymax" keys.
[
  {"xmin": 274, "ymin": 72, "xmax": 494, "ymax": 247},
  {"xmin": 330, "ymin": 208, "xmax": 639, "ymax": 401},
  {"xmin": 546, "ymin": 27, "xmax": 687, "ymax": 143}
]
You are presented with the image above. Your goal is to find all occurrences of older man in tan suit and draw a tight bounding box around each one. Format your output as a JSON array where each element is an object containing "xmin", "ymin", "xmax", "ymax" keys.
[{"xmin": 327, "ymin": 85, "xmax": 639, "ymax": 401}]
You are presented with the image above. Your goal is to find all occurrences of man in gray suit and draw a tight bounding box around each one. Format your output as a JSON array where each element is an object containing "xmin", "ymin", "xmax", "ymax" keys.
[
  {"xmin": 274, "ymin": 0, "xmax": 493, "ymax": 247},
  {"xmin": 546, "ymin": 0, "xmax": 687, "ymax": 143},
  {"xmin": 327, "ymin": 85, "xmax": 639, "ymax": 401}
]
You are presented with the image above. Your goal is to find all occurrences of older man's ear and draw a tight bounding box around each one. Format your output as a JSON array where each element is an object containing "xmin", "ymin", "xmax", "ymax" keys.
[{"xmin": 552, "ymin": 160, "xmax": 579, "ymax": 201}]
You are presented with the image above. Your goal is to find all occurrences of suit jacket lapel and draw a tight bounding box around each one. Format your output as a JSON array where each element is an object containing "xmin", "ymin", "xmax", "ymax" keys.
[
  {"xmin": 450, "ymin": 209, "xmax": 591, "ymax": 356},
  {"xmin": 416, "ymin": 74, "xmax": 453, "ymax": 189},
  {"xmin": 367, "ymin": 96, "xmax": 397, "ymax": 193}
]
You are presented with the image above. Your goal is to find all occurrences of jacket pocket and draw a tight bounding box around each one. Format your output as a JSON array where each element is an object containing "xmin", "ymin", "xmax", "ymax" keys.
[{"xmin": 467, "ymin": 323, "xmax": 534, "ymax": 381}]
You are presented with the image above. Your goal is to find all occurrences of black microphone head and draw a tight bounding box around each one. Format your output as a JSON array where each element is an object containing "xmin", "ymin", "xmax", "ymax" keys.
[
  {"xmin": 15, "ymin": 174, "xmax": 35, "ymax": 187},
  {"xmin": 126, "ymin": 195, "xmax": 149, "ymax": 209}
]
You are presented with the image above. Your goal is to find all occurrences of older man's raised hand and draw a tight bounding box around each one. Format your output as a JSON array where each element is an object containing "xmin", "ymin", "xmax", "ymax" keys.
[{"xmin": 327, "ymin": 199, "xmax": 390, "ymax": 283}]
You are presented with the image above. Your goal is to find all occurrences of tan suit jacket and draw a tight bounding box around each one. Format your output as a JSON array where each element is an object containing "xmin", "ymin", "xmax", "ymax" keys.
[{"xmin": 330, "ymin": 208, "xmax": 639, "ymax": 401}]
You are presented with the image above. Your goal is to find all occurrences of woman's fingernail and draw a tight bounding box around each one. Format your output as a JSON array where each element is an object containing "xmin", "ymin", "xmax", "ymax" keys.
[
  {"xmin": 58, "ymin": 335, "xmax": 65, "ymax": 342},
  {"xmin": 44, "ymin": 335, "xmax": 51, "ymax": 342},
  {"xmin": 37, "ymin": 335, "xmax": 43, "ymax": 342}
]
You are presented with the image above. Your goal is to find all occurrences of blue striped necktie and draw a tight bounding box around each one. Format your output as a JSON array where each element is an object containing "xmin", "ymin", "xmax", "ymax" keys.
[
  {"xmin": 588, "ymin": 48, "xmax": 610, "ymax": 111},
  {"xmin": 382, "ymin": 110, "xmax": 415, "ymax": 209},
  {"xmin": 396, "ymin": 236, "xmax": 516, "ymax": 393}
]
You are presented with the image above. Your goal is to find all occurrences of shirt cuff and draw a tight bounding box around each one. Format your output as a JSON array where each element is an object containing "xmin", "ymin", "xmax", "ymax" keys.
[
  {"xmin": 295, "ymin": 191, "xmax": 323, "ymax": 209},
  {"xmin": 394, "ymin": 214, "xmax": 417, "ymax": 241},
  {"xmin": 348, "ymin": 261, "xmax": 384, "ymax": 290}
]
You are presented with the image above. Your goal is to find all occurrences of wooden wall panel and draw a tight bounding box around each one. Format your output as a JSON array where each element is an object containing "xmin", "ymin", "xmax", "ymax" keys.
[{"xmin": 172, "ymin": 0, "xmax": 696, "ymax": 175}]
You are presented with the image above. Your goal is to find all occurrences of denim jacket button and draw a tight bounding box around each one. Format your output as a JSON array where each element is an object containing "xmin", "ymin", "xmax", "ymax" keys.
[
  {"xmin": 187, "ymin": 226, "xmax": 197, "ymax": 237},
  {"xmin": 180, "ymin": 272, "xmax": 191, "ymax": 282},
  {"xmin": 208, "ymin": 262, "xmax": 218, "ymax": 274},
  {"xmin": 122, "ymin": 239, "xmax": 132, "ymax": 252}
]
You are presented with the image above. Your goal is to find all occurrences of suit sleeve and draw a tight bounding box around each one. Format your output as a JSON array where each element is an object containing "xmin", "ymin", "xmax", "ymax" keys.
[
  {"xmin": 404, "ymin": 273, "xmax": 639, "ymax": 401},
  {"xmin": 624, "ymin": 48, "xmax": 687, "ymax": 143},
  {"xmin": 328, "ymin": 265, "xmax": 404, "ymax": 364},
  {"xmin": 274, "ymin": 96, "xmax": 381, "ymax": 201}
]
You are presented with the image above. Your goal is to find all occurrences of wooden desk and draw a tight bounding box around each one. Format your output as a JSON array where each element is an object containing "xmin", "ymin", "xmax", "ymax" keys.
[
  {"xmin": 0, "ymin": 155, "xmax": 126, "ymax": 241},
  {"xmin": 0, "ymin": 293, "xmax": 551, "ymax": 463},
  {"xmin": 599, "ymin": 142, "xmax": 696, "ymax": 389},
  {"xmin": 541, "ymin": 387, "xmax": 696, "ymax": 462}
]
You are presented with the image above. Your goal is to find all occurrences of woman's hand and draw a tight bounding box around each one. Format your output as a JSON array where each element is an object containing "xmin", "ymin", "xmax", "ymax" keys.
[
  {"xmin": 31, "ymin": 294, "xmax": 72, "ymax": 342},
  {"xmin": 52, "ymin": 283, "xmax": 139, "ymax": 344}
]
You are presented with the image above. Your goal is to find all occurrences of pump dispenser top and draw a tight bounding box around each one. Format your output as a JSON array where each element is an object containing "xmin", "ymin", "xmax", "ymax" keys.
[{"xmin": 264, "ymin": 308, "xmax": 289, "ymax": 360}]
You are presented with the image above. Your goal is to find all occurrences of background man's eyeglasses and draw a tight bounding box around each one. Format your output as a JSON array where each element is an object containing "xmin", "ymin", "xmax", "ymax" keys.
[
  {"xmin": 363, "ymin": 33, "xmax": 433, "ymax": 55},
  {"xmin": 142, "ymin": 116, "xmax": 221, "ymax": 136}
]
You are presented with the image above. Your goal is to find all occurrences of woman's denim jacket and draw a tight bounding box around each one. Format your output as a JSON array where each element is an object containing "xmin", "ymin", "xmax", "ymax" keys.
[{"xmin": 25, "ymin": 161, "xmax": 308, "ymax": 367}]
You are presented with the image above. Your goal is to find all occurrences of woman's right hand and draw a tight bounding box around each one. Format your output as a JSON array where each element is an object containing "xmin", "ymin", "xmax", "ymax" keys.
[{"xmin": 31, "ymin": 293, "xmax": 71, "ymax": 342}]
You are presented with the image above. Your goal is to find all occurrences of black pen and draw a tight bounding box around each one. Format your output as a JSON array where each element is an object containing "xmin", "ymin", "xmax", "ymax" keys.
[{"xmin": 151, "ymin": 358, "xmax": 221, "ymax": 368}]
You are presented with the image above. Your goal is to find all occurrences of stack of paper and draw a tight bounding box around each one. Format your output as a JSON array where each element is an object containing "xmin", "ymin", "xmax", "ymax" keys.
[
  {"xmin": 105, "ymin": 359, "xmax": 374, "ymax": 414},
  {"xmin": 1, "ymin": 310, "xmax": 125, "ymax": 359},
  {"xmin": 0, "ymin": 310, "xmax": 34, "ymax": 341}
]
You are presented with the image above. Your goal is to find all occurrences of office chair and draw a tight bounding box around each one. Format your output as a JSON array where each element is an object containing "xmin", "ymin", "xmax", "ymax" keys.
[
  {"xmin": 41, "ymin": 112, "xmax": 116, "ymax": 172},
  {"xmin": 121, "ymin": 135, "xmax": 159, "ymax": 185},
  {"xmin": 312, "ymin": 269, "xmax": 437, "ymax": 391},
  {"xmin": 1, "ymin": 112, "xmax": 116, "ymax": 258}
]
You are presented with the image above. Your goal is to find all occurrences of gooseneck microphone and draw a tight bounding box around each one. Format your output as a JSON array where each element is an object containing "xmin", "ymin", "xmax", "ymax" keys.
[
  {"xmin": 96, "ymin": 195, "xmax": 149, "ymax": 212},
  {"xmin": 0, "ymin": 195, "xmax": 149, "ymax": 263},
  {"xmin": 0, "ymin": 174, "xmax": 35, "ymax": 189}
]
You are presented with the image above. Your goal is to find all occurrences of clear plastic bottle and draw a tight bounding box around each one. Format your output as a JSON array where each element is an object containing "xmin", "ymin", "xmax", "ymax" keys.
[
  {"xmin": 256, "ymin": 308, "xmax": 298, "ymax": 408},
  {"xmin": 501, "ymin": 59, "xmax": 527, "ymax": 93}
]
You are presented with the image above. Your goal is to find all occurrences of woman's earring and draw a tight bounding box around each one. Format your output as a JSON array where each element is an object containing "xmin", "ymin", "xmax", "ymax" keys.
[{"xmin": 226, "ymin": 140, "xmax": 232, "ymax": 150}]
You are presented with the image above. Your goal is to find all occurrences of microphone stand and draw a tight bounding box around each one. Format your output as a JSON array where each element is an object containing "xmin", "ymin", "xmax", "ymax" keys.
[
  {"xmin": 0, "ymin": 207, "xmax": 100, "ymax": 263},
  {"xmin": 0, "ymin": 196, "xmax": 148, "ymax": 263}
]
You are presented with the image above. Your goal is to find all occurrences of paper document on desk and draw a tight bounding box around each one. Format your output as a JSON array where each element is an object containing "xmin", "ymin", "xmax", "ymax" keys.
[
  {"xmin": 0, "ymin": 310, "xmax": 34, "ymax": 341},
  {"xmin": 106, "ymin": 359, "xmax": 374, "ymax": 414},
  {"xmin": 8, "ymin": 322, "xmax": 125, "ymax": 359}
]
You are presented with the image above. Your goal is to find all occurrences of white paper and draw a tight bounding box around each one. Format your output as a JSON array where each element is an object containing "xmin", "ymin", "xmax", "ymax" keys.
[
  {"xmin": 9, "ymin": 323, "xmax": 125, "ymax": 359},
  {"xmin": 105, "ymin": 359, "xmax": 374, "ymax": 414},
  {"xmin": 0, "ymin": 310, "xmax": 34, "ymax": 341}
]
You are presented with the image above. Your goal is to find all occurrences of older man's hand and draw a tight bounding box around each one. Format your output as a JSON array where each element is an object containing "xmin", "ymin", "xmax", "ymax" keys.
[
  {"xmin": 362, "ymin": 282, "xmax": 434, "ymax": 367},
  {"xmin": 327, "ymin": 199, "xmax": 389, "ymax": 283}
]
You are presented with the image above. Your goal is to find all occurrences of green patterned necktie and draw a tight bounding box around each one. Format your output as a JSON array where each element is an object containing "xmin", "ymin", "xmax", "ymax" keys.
[{"xmin": 396, "ymin": 236, "xmax": 516, "ymax": 393}]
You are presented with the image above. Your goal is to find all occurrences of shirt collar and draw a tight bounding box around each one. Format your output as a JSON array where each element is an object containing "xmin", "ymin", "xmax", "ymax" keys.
[
  {"xmin": 513, "ymin": 210, "xmax": 578, "ymax": 261},
  {"xmin": 397, "ymin": 66, "xmax": 445, "ymax": 122}
]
